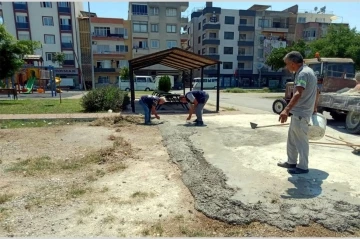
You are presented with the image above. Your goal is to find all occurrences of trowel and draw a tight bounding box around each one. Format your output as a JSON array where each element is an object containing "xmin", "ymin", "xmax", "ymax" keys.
[{"xmin": 250, "ymin": 122, "xmax": 290, "ymax": 129}]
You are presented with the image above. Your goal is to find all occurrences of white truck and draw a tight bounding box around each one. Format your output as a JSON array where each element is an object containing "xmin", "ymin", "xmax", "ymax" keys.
[{"xmin": 118, "ymin": 75, "xmax": 157, "ymax": 91}]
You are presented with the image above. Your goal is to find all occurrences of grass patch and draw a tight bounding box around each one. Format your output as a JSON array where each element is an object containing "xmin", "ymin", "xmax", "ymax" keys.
[
  {"xmin": 0, "ymin": 119, "xmax": 82, "ymax": 129},
  {"xmin": 131, "ymin": 191, "xmax": 155, "ymax": 199},
  {"xmin": 223, "ymin": 87, "xmax": 283, "ymax": 93},
  {"xmin": 0, "ymin": 99, "xmax": 84, "ymax": 114},
  {"xmin": 89, "ymin": 115, "xmax": 143, "ymax": 127},
  {"xmin": 0, "ymin": 194, "xmax": 12, "ymax": 204}
]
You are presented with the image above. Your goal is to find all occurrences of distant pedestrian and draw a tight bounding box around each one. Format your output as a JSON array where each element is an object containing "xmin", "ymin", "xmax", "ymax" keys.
[
  {"xmin": 138, "ymin": 95, "xmax": 166, "ymax": 125},
  {"xmin": 179, "ymin": 90, "xmax": 209, "ymax": 126},
  {"xmin": 278, "ymin": 51, "xmax": 318, "ymax": 174}
]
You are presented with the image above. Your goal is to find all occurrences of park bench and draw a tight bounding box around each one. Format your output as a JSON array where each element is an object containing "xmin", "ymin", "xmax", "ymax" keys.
[{"xmin": 0, "ymin": 88, "xmax": 18, "ymax": 100}]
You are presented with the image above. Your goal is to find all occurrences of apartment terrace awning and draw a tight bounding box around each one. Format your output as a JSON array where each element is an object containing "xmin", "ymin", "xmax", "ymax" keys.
[{"xmin": 128, "ymin": 47, "xmax": 222, "ymax": 113}]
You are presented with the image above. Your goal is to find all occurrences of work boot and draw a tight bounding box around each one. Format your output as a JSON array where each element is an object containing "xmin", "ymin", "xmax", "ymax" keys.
[
  {"xmin": 277, "ymin": 162, "xmax": 296, "ymax": 169},
  {"xmin": 195, "ymin": 121, "xmax": 204, "ymax": 126},
  {"xmin": 288, "ymin": 168, "xmax": 309, "ymax": 174}
]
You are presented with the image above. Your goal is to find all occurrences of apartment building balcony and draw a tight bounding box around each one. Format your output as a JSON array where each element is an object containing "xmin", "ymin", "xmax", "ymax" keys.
[
  {"xmin": 203, "ymin": 6, "xmax": 221, "ymax": 15},
  {"xmin": 61, "ymin": 42, "xmax": 73, "ymax": 49},
  {"xmin": 238, "ymin": 24, "xmax": 255, "ymax": 31},
  {"xmin": 93, "ymin": 51, "xmax": 127, "ymax": 58},
  {"xmin": 202, "ymin": 38, "xmax": 220, "ymax": 46},
  {"xmin": 304, "ymin": 36, "xmax": 317, "ymax": 41},
  {"xmin": 203, "ymin": 54, "xmax": 220, "ymax": 60},
  {"xmin": 94, "ymin": 68, "xmax": 116, "ymax": 73},
  {"xmin": 63, "ymin": 60, "xmax": 75, "ymax": 66},
  {"xmin": 237, "ymin": 53, "xmax": 253, "ymax": 61},
  {"xmin": 13, "ymin": 3, "xmax": 27, "ymax": 11},
  {"xmin": 237, "ymin": 67, "xmax": 253, "ymax": 75},
  {"xmin": 133, "ymin": 48, "xmax": 149, "ymax": 55},
  {"xmin": 261, "ymin": 23, "xmax": 289, "ymax": 33},
  {"xmin": 238, "ymin": 38, "xmax": 254, "ymax": 46},
  {"xmin": 92, "ymin": 33, "xmax": 127, "ymax": 40},
  {"xmin": 202, "ymin": 22, "xmax": 220, "ymax": 31},
  {"xmin": 58, "ymin": 7, "xmax": 71, "ymax": 14},
  {"xmin": 203, "ymin": 66, "xmax": 218, "ymax": 75},
  {"xmin": 60, "ymin": 25, "xmax": 72, "ymax": 31},
  {"xmin": 181, "ymin": 13, "xmax": 188, "ymax": 24},
  {"xmin": 16, "ymin": 22, "xmax": 29, "ymax": 29},
  {"xmin": 239, "ymin": 10, "xmax": 256, "ymax": 17}
]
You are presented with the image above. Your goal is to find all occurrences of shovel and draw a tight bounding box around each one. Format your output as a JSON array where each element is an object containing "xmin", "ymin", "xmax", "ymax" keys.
[{"xmin": 250, "ymin": 122, "xmax": 290, "ymax": 129}]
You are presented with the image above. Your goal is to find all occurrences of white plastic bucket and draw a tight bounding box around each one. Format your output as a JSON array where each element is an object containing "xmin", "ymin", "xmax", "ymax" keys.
[{"xmin": 308, "ymin": 112, "xmax": 327, "ymax": 141}]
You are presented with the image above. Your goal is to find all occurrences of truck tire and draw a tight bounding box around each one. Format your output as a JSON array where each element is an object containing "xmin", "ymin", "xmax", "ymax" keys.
[
  {"xmin": 345, "ymin": 111, "xmax": 360, "ymax": 134},
  {"xmin": 272, "ymin": 98, "xmax": 287, "ymax": 115}
]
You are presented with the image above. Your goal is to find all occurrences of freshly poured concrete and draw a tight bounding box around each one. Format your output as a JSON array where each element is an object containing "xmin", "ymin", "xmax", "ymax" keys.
[{"xmin": 158, "ymin": 114, "xmax": 360, "ymax": 232}]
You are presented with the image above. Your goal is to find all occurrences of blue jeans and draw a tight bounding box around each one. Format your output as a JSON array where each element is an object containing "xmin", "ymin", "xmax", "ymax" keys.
[{"xmin": 139, "ymin": 100, "xmax": 151, "ymax": 124}]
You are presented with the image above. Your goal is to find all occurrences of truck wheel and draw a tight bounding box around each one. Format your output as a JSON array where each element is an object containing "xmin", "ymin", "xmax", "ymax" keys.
[
  {"xmin": 145, "ymin": 88, "xmax": 150, "ymax": 91},
  {"xmin": 345, "ymin": 111, "xmax": 360, "ymax": 134},
  {"xmin": 272, "ymin": 98, "xmax": 287, "ymax": 115}
]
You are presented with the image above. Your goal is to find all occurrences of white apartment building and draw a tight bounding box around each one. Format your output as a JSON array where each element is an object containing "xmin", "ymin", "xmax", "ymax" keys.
[
  {"xmin": 128, "ymin": 1, "xmax": 188, "ymax": 76},
  {"xmin": 0, "ymin": 1, "xmax": 83, "ymax": 83}
]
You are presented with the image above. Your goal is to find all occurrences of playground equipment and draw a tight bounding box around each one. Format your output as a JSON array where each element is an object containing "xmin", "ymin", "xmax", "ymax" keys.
[{"xmin": 14, "ymin": 65, "xmax": 57, "ymax": 97}]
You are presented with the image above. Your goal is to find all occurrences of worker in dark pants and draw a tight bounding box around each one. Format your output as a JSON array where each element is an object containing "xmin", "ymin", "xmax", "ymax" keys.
[
  {"xmin": 179, "ymin": 90, "xmax": 209, "ymax": 126},
  {"xmin": 139, "ymin": 95, "xmax": 166, "ymax": 125}
]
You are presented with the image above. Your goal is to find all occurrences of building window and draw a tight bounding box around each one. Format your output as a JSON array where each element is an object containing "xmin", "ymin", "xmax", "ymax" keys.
[
  {"xmin": 40, "ymin": 2, "xmax": 52, "ymax": 8},
  {"xmin": 198, "ymin": 36, "xmax": 200, "ymax": 44},
  {"xmin": 96, "ymin": 45, "xmax": 110, "ymax": 53},
  {"xmin": 118, "ymin": 60, "xmax": 128, "ymax": 68},
  {"xmin": 58, "ymin": 2, "xmax": 69, "ymax": 7},
  {"xmin": 166, "ymin": 8, "xmax": 177, "ymax": 17},
  {"xmin": 61, "ymin": 35, "xmax": 72, "ymax": 43},
  {"xmin": 134, "ymin": 40, "xmax": 148, "ymax": 49},
  {"xmin": 18, "ymin": 33, "xmax": 30, "ymax": 40},
  {"xmin": 132, "ymin": 4, "xmax": 147, "ymax": 15},
  {"xmin": 46, "ymin": 52, "xmax": 55, "ymax": 61},
  {"xmin": 238, "ymin": 48, "xmax": 245, "ymax": 55},
  {"xmin": 64, "ymin": 53, "xmax": 74, "ymax": 60},
  {"xmin": 98, "ymin": 76, "xmax": 110, "ymax": 84},
  {"xmin": 151, "ymin": 24, "xmax": 158, "ymax": 32},
  {"xmin": 166, "ymin": 24, "xmax": 176, "ymax": 33},
  {"xmin": 239, "ymin": 34, "xmax": 247, "ymax": 40},
  {"xmin": 16, "ymin": 15, "xmax": 27, "ymax": 23},
  {"xmin": 133, "ymin": 21, "xmax": 148, "ymax": 33},
  {"xmin": 202, "ymin": 33, "xmax": 206, "ymax": 40},
  {"xmin": 209, "ymin": 32, "xmax": 217, "ymax": 39},
  {"xmin": 239, "ymin": 19, "xmax": 247, "ymax": 25},
  {"xmin": 257, "ymin": 49, "xmax": 264, "ymax": 58},
  {"xmin": 224, "ymin": 47, "xmax": 233, "ymax": 55},
  {"xmin": 150, "ymin": 40, "xmax": 159, "ymax": 48},
  {"xmin": 238, "ymin": 62, "xmax": 245, "ymax": 69},
  {"xmin": 94, "ymin": 27, "xmax": 110, "ymax": 36},
  {"xmin": 42, "ymin": 16, "xmax": 54, "ymax": 26},
  {"xmin": 60, "ymin": 18, "xmax": 71, "ymax": 26},
  {"xmin": 114, "ymin": 27, "xmax": 128, "ymax": 38},
  {"xmin": 298, "ymin": 17, "xmax": 306, "ymax": 23},
  {"xmin": 223, "ymin": 62, "xmax": 233, "ymax": 69},
  {"xmin": 224, "ymin": 16, "xmax": 234, "ymax": 25},
  {"xmin": 224, "ymin": 32, "xmax": 234, "ymax": 40},
  {"xmin": 149, "ymin": 7, "xmax": 159, "ymax": 15},
  {"xmin": 202, "ymin": 48, "xmax": 206, "ymax": 55},
  {"xmin": 116, "ymin": 45, "xmax": 129, "ymax": 53},
  {"xmin": 258, "ymin": 19, "xmax": 270, "ymax": 28},
  {"xmin": 44, "ymin": 34, "xmax": 55, "ymax": 44},
  {"xmin": 198, "ymin": 22, "xmax": 201, "ymax": 30},
  {"xmin": 166, "ymin": 40, "xmax": 177, "ymax": 49},
  {"xmin": 209, "ymin": 47, "xmax": 217, "ymax": 54}
]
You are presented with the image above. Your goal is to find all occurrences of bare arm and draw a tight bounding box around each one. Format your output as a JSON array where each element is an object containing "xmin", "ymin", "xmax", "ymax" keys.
[
  {"xmin": 284, "ymin": 86, "xmax": 304, "ymax": 113},
  {"xmin": 151, "ymin": 106, "xmax": 158, "ymax": 117},
  {"xmin": 314, "ymin": 89, "xmax": 320, "ymax": 113}
]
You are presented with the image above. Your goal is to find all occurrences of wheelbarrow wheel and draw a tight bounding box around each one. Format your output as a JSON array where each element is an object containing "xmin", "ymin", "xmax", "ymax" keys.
[{"xmin": 272, "ymin": 98, "xmax": 287, "ymax": 115}]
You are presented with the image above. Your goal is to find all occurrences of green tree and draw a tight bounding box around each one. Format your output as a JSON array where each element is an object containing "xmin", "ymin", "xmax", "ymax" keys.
[
  {"xmin": 158, "ymin": 75, "xmax": 171, "ymax": 92},
  {"xmin": 0, "ymin": 25, "xmax": 41, "ymax": 80},
  {"xmin": 265, "ymin": 40, "xmax": 308, "ymax": 70},
  {"xmin": 308, "ymin": 25, "xmax": 360, "ymax": 70},
  {"xmin": 119, "ymin": 66, "xmax": 129, "ymax": 80},
  {"xmin": 51, "ymin": 52, "xmax": 65, "ymax": 66}
]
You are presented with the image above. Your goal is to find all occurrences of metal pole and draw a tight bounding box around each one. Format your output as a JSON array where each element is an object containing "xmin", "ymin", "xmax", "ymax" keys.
[
  {"xmin": 216, "ymin": 62, "xmax": 220, "ymax": 112},
  {"xmin": 189, "ymin": 69, "xmax": 193, "ymax": 91},
  {"xmin": 182, "ymin": 71, "xmax": 186, "ymax": 95},
  {"xmin": 88, "ymin": 2, "xmax": 95, "ymax": 90},
  {"xmin": 129, "ymin": 64, "xmax": 135, "ymax": 113},
  {"xmin": 200, "ymin": 67, "xmax": 204, "ymax": 91}
]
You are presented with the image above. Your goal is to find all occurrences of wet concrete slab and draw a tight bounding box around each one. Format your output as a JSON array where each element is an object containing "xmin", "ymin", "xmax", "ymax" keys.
[{"xmin": 158, "ymin": 113, "xmax": 360, "ymax": 232}]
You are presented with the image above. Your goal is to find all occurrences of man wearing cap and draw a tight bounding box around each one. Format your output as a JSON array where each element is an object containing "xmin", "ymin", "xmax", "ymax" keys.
[
  {"xmin": 278, "ymin": 51, "xmax": 318, "ymax": 174},
  {"xmin": 139, "ymin": 95, "xmax": 166, "ymax": 125},
  {"xmin": 180, "ymin": 90, "xmax": 209, "ymax": 126}
]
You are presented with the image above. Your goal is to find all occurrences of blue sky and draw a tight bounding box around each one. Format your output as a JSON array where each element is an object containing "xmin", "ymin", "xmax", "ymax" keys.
[{"xmin": 84, "ymin": 1, "xmax": 360, "ymax": 30}]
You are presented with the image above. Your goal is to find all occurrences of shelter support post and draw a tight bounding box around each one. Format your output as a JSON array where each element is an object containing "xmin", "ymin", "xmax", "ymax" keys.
[
  {"xmin": 216, "ymin": 62, "xmax": 220, "ymax": 112},
  {"xmin": 189, "ymin": 70, "xmax": 193, "ymax": 91},
  {"xmin": 129, "ymin": 64, "xmax": 135, "ymax": 113},
  {"xmin": 200, "ymin": 67, "xmax": 204, "ymax": 91},
  {"xmin": 182, "ymin": 71, "xmax": 185, "ymax": 95}
]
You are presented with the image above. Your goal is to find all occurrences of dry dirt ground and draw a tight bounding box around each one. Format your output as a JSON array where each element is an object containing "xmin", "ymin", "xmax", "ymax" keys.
[{"xmin": 0, "ymin": 116, "xmax": 358, "ymax": 237}]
